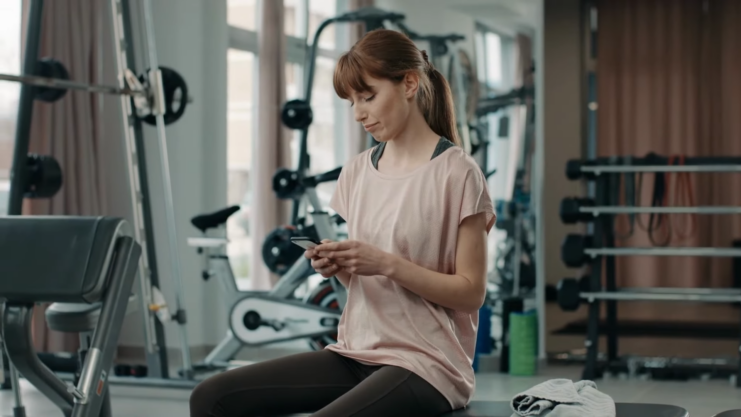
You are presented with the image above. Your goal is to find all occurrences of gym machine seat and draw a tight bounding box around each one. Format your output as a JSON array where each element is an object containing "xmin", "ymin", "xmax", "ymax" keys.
[
  {"xmin": 0, "ymin": 216, "xmax": 142, "ymax": 417},
  {"xmin": 45, "ymin": 296, "xmax": 139, "ymax": 333}
]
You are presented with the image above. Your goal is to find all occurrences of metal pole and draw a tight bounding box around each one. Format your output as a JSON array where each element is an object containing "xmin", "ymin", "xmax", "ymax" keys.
[
  {"xmin": 583, "ymin": 165, "xmax": 741, "ymax": 174},
  {"xmin": 0, "ymin": 73, "xmax": 146, "ymax": 97},
  {"xmin": 7, "ymin": 0, "xmax": 44, "ymax": 214},
  {"xmin": 140, "ymin": 0, "xmax": 193, "ymax": 378},
  {"xmin": 604, "ymin": 174, "xmax": 618, "ymax": 364},
  {"xmin": 581, "ymin": 291, "xmax": 741, "ymax": 303},
  {"xmin": 582, "ymin": 174, "xmax": 605, "ymax": 381},
  {"xmin": 586, "ymin": 247, "xmax": 741, "ymax": 257},
  {"xmin": 581, "ymin": 206, "xmax": 741, "ymax": 215},
  {"xmin": 109, "ymin": 0, "xmax": 169, "ymax": 378},
  {"xmin": 619, "ymin": 287, "xmax": 741, "ymax": 295},
  {"xmin": 10, "ymin": 364, "xmax": 25, "ymax": 417},
  {"xmin": 6, "ymin": 1, "xmax": 44, "ymax": 414}
]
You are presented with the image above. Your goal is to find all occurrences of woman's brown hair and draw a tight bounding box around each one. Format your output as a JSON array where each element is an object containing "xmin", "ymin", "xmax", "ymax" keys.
[{"xmin": 333, "ymin": 29, "xmax": 460, "ymax": 146}]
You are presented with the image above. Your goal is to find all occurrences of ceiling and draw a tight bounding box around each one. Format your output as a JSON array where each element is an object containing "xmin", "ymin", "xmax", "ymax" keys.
[{"xmin": 436, "ymin": 0, "xmax": 541, "ymax": 34}]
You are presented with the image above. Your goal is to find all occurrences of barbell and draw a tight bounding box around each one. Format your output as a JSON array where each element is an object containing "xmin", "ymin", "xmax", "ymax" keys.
[
  {"xmin": 560, "ymin": 197, "xmax": 595, "ymax": 224},
  {"xmin": 0, "ymin": 60, "xmax": 191, "ymax": 126},
  {"xmin": 557, "ymin": 277, "xmax": 741, "ymax": 311},
  {"xmin": 561, "ymin": 234, "xmax": 593, "ymax": 268},
  {"xmin": 556, "ymin": 276, "xmax": 591, "ymax": 311},
  {"xmin": 562, "ymin": 233, "xmax": 741, "ymax": 268}
]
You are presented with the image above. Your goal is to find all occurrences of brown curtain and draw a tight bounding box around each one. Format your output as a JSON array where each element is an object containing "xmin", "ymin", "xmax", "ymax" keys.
[
  {"xmin": 21, "ymin": 0, "xmax": 107, "ymax": 352},
  {"xmin": 251, "ymin": 0, "xmax": 290, "ymax": 290},
  {"xmin": 344, "ymin": 0, "xmax": 374, "ymax": 161},
  {"xmin": 598, "ymin": 0, "xmax": 741, "ymax": 289}
]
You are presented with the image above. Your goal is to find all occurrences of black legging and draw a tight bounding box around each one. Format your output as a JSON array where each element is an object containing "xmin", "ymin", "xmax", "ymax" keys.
[{"xmin": 189, "ymin": 350, "xmax": 453, "ymax": 417}]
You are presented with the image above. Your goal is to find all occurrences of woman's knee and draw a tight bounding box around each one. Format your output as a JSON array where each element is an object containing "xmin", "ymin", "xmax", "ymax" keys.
[{"xmin": 190, "ymin": 376, "xmax": 226, "ymax": 417}]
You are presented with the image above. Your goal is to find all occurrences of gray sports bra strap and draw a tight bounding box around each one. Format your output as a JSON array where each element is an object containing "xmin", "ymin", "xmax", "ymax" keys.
[{"xmin": 371, "ymin": 137, "xmax": 454, "ymax": 169}]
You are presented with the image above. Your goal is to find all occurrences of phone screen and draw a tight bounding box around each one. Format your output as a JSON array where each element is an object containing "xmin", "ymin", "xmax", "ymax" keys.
[{"xmin": 291, "ymin": 237, "xmax": 320, "ymax": 250}]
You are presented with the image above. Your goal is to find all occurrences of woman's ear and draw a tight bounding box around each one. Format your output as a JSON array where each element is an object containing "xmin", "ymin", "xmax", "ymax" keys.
[{"xmin": 403, "ymin": 72, "xmax": 420, "ymax": 99}]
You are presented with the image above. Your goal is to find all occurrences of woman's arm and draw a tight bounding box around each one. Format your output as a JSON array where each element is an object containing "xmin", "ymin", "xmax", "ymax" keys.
[
  {"xmin": 383, "ymin": 213, "xmax": 488, "ymax": 312},
  {"xmin": 333, "ymin": 270, "xmax": 352, "ymax": 288},
  {"xmin": 316, "ymin": 212, "xmax": 489, "ymax": 313}
]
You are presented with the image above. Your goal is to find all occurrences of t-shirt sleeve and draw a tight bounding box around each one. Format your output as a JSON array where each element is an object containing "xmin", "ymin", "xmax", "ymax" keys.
[
  {"xmin": 329, "ymin": 167, "xmax": 349, "ymax": 221},
  {"xmin": 459, "ymin": 168, "xmax": 497, "ymax": 234}
]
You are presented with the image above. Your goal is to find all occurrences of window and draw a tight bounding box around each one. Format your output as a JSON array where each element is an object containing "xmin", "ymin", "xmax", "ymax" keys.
[
  {"xmin": 0, "ymin": 1, "xmax": 21, "ymax": 215},
  {"xmin": 475, "ymin": 24, "xmax": 510, "ymax": 94},
  {"xmin": 226, "ymin": 0, "xmax": 347, "ymax": 284},
  {"xmin": 308, "ymin": 0, "xmax": 336, "ymax": 50},
  {"xmin": 227, "ymin": 0, "xmax": 258, "ymax": 31},
  {"xmin": 226, "ymin": 49, "xmax": 257, "ymax": 280}
]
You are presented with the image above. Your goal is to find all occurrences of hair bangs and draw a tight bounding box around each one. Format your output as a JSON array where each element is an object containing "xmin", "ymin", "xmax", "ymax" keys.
[{"xmin": 333, "ymin": 51, "xmax": 372, "ymax": 100}]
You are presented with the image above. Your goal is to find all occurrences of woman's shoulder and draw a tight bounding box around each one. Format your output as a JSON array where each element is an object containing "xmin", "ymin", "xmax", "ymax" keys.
[
  {"xmin": 437, "ymin": 146, "xmax": 484, "ymax": 177},
  {"xmin": 336, "ymin": 148, "xmax": 374, "ymax": 181}
]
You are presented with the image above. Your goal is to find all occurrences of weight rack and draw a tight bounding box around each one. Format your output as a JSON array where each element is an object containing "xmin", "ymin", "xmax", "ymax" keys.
[{"xmin": 561, "ymin": 155, "xmax": 741, "ymax": 386}]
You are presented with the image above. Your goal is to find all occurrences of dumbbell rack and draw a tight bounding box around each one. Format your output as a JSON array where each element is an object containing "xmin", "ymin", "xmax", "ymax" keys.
[{"xmin": 562, "ymin": 155, "xmax": 741, "ymax": 386}]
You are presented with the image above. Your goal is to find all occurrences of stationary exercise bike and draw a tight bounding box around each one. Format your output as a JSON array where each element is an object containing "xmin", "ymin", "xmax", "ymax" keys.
[{"xmin": 186, "ymin": 166, "xmax": 346, "ymax": 374}]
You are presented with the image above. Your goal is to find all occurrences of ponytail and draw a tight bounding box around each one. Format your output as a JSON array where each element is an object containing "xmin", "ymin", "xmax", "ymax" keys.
[
  {"xmin": 424, "ymin": 66, "xmax": 461, "ymax": 147},
  {"xmin": 333, "ymin": 30, "xmax": 461, "ymax": 146}
]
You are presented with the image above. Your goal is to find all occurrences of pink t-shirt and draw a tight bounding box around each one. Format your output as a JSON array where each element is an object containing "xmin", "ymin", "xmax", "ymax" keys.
[{"xmin": 326, "ymin": 145, "xmax": 496, "ymax": 409}]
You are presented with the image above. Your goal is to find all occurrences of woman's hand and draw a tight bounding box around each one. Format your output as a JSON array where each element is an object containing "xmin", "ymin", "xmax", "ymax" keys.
[
  {"xmin": 314, "ymin": 240, "xmax": 392, "ymax": 276},
  {"xmin": 305, "ymin": 239, "xmax": 344, "ymax": 278}
]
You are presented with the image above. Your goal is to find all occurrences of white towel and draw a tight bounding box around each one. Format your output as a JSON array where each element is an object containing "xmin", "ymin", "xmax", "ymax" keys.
[{"xmin": 510, "ymin": 379, "xmax": 616, "ymax": 417}]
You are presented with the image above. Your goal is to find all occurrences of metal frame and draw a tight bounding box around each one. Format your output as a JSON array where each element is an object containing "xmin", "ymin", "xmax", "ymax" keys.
[
  {"xmin": 567, "ymin": 156, "xmax": 741, "ymax": 387},
  {"xmin": 3, "ymin": 223, "xmax": 141, "ymax": 417},
  {"xmin": 585, "ymin": 247, "xmax": 741, "ymax": 258},
  {"xmin": 4, "ymin": 0, "xmax": 198, "ymax": 397},
  {"xmin": 580, "ymin": 288, "xmax": 741, "ymax": 303},
  {"xmin": 580, "ymin": 206, "xmax": 741, "ymax": 215},
  {"xmin": 109, "ymin": 0, "xmax": 195, "ymax": 382},
  {"xmin": 3, "ymin": 0, "xmax": 47, "ymax": 409}
]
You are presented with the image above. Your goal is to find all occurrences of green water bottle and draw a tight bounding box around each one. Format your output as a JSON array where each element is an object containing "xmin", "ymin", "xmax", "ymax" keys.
[{"xmin": 509, "ymin": 309, "xmax": 538, "ymax": 376}]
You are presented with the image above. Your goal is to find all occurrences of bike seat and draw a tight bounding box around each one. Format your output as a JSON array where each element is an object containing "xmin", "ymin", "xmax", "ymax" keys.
[{"xmin": 191, "ymin": 206, "xmax": 241, "ymax": 233}]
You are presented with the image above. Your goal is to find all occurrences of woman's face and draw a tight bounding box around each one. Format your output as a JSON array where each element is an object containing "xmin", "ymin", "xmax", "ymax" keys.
[{"xmin": 349, "ymin": 74, "xmax": 418, "ymax": 142}]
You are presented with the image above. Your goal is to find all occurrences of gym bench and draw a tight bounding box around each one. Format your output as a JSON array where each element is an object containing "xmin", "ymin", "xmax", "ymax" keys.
[
  {"xmin": 272, "ymin": 400, "xmax": 689, "ymax": 416},
  {"xmin": 0, "ymin": 216, "xmax": 141, "ymax": 417}
]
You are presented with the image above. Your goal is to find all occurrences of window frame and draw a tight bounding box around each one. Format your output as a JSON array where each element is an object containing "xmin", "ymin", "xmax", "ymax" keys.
[
  {"xmin": 474, "ymin": 21, "xmax": 516, "ymax": 94},
  {"xmin": 228, "ymin": 0, "xmax": 348, "ymax": 171}
]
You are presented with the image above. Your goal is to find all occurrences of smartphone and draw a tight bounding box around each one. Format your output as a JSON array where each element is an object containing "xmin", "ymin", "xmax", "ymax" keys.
[{"xmin": 290, "ymin": 236, "xmax": 321, "ymax": 250}]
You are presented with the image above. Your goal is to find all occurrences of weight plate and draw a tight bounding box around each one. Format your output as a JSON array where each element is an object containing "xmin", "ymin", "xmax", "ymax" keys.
[
  {"xmin": 35, "ymin": 58, "xmax": 69, "ymax": 103},
  {"xmin": 139, "ymin": 66, "xmax": 189, "ymax": 126},
  {"xmin": 557, "ymin": 278, "xmax": 581, "ymax": 311},
  {"xmin": 281, "ymin": 99, "xmax": 313, "ymax": 130}
]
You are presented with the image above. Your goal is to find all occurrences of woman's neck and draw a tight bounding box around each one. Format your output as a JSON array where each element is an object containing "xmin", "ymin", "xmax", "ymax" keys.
[{"xmin": 384, "ymin": 107, "xmax": 440, "ymax": 163}]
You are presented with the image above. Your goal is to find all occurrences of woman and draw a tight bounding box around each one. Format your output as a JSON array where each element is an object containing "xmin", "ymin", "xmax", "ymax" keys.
[{"xmin": 190, "ymin": 28, "xmax": 495, "ymax": 417}]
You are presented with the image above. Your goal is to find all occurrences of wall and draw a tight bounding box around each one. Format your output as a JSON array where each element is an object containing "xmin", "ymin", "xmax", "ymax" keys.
[
  {"xmin": 375, "ymin": 0, "xmax": 477, "ymax": 76},
  {"xmin": 102, "ymin": 0, "xmax": 229, "ymax": 358},
  {"xmin": 541, "ymin": 0, "xmax": 586, "ymax": 352}
]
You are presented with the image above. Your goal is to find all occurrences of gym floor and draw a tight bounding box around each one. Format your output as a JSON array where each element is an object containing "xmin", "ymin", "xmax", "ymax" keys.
[{"xmin": 3, "ymin": 364, "xmax": 741, "ymax": 417}]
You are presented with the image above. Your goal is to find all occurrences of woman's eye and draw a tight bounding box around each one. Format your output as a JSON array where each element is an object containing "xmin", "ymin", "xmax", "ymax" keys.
[{"xmin": 365, "ymin": 95, "xmax": 375, "ymax": 102}]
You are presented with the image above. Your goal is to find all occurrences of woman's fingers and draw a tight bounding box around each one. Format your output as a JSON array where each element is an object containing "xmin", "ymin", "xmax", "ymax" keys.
[
  {"xmin": 312, "ymin": 257, "xmax": 332, "ymax": 268},
  {"xmin": 318, "ymin": 263, "xmax": 340, "ymax": 278}
]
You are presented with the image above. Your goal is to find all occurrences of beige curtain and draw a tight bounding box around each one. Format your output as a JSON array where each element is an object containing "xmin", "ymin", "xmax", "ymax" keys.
[
  {"xmin": 21, "ymin": 0, "xmax": 107, "ymax": 353},
  {"xmin": 343, "ymin": 0, "xmax": 374, "ymax": 161},
  {"xmin": 250, "ymin": 0, "xmax": 290, "ymax": 290},
  {"xmin": 598, "ymin": 0, "xmax": 741, "ymax": 289}
]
